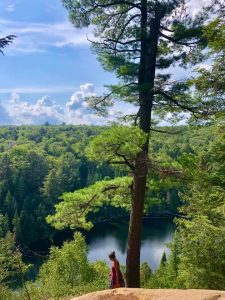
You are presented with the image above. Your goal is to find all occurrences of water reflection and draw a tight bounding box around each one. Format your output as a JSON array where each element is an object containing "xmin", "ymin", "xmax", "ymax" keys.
[{"xmin": 86, "ymin": 218, "xmax": 175, "ymax": 270}]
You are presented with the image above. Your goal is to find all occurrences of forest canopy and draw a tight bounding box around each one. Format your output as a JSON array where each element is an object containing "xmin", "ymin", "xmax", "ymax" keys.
[{"xmin": 0, "ymin": 124, "xmax": 216, "ymax": 248}]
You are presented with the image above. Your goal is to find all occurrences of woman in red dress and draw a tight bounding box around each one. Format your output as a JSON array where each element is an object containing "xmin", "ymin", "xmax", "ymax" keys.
[{"xmin": 109, "ymin": 251, "xmax": 125, "ymax": 289}]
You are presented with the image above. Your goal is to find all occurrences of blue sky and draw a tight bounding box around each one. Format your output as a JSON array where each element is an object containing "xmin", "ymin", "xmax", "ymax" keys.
[{"xmin": 0, "ymin": 0, "xmax": 209, "ymax": 125}]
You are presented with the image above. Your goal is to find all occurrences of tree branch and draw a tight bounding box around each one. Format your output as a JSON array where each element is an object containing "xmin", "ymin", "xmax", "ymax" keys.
[
  {"xmin": 92, "ymin": 1, "xmax": 141, "ymax": 10},
  {"xmin": 88, "ymin": 38, "xmax": 141, "ymax": 53},
  {"xmin": 0, "ymin": 35, "xmax": 16, "ymax": 55},
  {"xmin": 78, "ymin": 184, "xmax": 126, "ymax": 219},
  {"xmin": 159, "ymin": 31, "xmax": 200, "ymax": 47},
  {"xmin": 106, "ymin": 38, "xmax": 141, "ymax": 45},
  {"xmin": 160, "ymin": 25, "xmax": 174, "ymax": 33},
  {"xmin": 114, "ymin": 151, "xmax": 135, "ymax": 171},
  {"xmin": 154, "ymin": 90, "xmax": 198, "ymax": 114},
  {"xmin": 112, "ymin": 14, "xmax": 141, "ymax": 46},
  {"xmin": 150, "ymin": 127, "xmax": 179, "ymax": 135}
]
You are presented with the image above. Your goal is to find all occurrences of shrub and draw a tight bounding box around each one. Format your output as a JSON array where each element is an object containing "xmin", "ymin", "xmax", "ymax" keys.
[{"xmin": 29, "ymin": 232, "xmax": 109, "ymax": 299}]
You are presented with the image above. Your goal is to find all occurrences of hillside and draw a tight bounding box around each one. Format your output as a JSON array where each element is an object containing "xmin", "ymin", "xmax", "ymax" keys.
[{"xmin": 70, "ymin": 288, "xmax": 225, "ymax": 300}]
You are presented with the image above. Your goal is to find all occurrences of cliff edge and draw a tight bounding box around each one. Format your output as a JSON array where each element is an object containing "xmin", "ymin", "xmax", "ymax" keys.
[{"xmin": 70, "ymin": 288, "xmax": 225, "ymax": 300}]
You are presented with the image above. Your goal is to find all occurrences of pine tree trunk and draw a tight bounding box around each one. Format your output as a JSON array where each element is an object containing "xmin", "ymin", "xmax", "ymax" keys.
[
  {"xmin": 126, "ymin": 3, "xmax": 162, "ymax": 287},
  {"xmin": 126, "ymin": 151, "xmax": 148, "ymax": 287}
]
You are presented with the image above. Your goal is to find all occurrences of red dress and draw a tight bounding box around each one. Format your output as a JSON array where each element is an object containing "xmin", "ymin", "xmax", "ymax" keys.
[{"xmin": 110, "ymin": 261, "xmax": 125, "ymax": 288}]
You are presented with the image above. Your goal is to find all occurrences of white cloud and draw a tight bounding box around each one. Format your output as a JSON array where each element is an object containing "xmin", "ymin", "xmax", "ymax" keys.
[
  {"xmin": 187, "ymin": 0, "xmax": 212, "ymax": 16},
  {"xmin": 0, "ymin": 82, "xmax": 139, "ymax": 126},
  {"xmin": 66, "ymin": 83, "xmax": 95, "ymax": 111},
  {"xmin": 0, "ymin": 86, "xmax": 78, "ymax": 94},
  {"xmin": 5, "ymin": 4, "xmax": 15, "ymax": 12},
  {"xmin": 0, "ymin": 19, "xmax": 92, "ymax": 54},
  {"xmin": 0, "ymin": 84, "xmax": 188, "ymax": 126},
  {"xmin": 0, "ymin": 83, "xmax": 112, "ymax": 125},
  {"xmin": 5, "ymin": 93, "xmax": 64, "ymax": 125}
]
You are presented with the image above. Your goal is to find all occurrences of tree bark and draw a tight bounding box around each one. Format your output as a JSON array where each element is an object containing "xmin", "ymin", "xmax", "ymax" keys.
[{"xmin": 126, "ymin": 2, "xmax": 162, "ymax": 287}]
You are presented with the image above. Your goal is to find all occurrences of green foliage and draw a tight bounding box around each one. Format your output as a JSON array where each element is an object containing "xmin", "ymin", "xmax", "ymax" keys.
[
  {"xmin": 0, "ymin": 232, "xmax": 28, "ymax": 285},
  {"xmin": 0, "ymin": 124, "xmax": 223, "ymax": 294},
  {"xmin": 189, "ymin": 11, "xmax": 225, "ymax": 122},
  {"xmin": 140, "ymin": 262, "xmax": 152, "ymax": 287},
  {"xmin": 28, "ymin": 232, "xmax": 109, "ymax": 299},
  {"xmin": 0, "ymin": 124, "xmax": 218, "ymax": 249},
  {"xmin": 0, "ymin": 125, "xmax": 114, "ymax": 247},
  {"xmin": 142, "ymin": 237, "xmax": 180, "ymax": 289},
  {"xmin": 42, "ymin": 152, "xmax": 81, "ymax": 202},
  {"xmin": 0, "ymin": 123, "xmax": 223, "ymax": 296},
  {"xmin": 145, "ymin": 125, "xmax": 225, "ymax": 290},
  {"xmin": 47, "ymin": 176, "xmax": 132, "ymax": 230},
  {"xmin": 0, "ymin": 285, "xmax": 19, "ymax": 300},
  {"xmin": 160, "ymin": 251, "xmax": 167, "ymax": 267},
  {"xmin": 86, "ymin": 126, "xmax": 147, "ymax": 168},
  {"xmin": 175, "ymin": 127, "xmax": 225, "ymax": 289},
  {"xmin": 0, "ymin": 213, "xmax": 9, "ymax": 237}
]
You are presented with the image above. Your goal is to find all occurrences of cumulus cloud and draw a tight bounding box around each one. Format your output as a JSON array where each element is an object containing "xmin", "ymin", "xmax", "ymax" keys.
[
  {"xmin": 5, "ymin": 93, "xmax": 64, "ymax": 125},
  {"xmin": 0, "ymin": 83, "xmax": 115, "ymax": 125},
  {"xmin": 66, "ymin": 83, "xmax": 95, "ymax": 111},
  {"xmin": 0, "ymin": 83, "xmax": 139, "ymax": 126},
  {"xmin": 0, "ymin": 85, "xmax": 188, "ymax": 126},
  {"xmin": 64, "ymin": 83, "xmax": 113, "ymax": 125}
]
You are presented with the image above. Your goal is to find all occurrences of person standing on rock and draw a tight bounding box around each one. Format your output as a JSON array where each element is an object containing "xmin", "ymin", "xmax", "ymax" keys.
[{"xmin": 109, "ymin": 251, "xmax": 125, "ymax": 289}]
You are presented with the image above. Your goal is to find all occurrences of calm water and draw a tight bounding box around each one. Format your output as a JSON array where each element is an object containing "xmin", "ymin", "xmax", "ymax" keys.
[
  {"xmin": 21, "ymin": 218, "xmax": 175, "ymax": 287},
  {"xmin": 86, "ymin": 218, "xmax": 175, "ymax": 270}
]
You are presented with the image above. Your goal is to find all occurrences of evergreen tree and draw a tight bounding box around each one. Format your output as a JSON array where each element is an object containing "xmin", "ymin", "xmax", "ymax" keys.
[
  {"xmin": 4, "ymin": 191, "xmax": 15, "ymax": 224},
  {"xmin": 0, "ymin": 232, "xmax": 28, "ymax": 284},
  {"xmin": 140, "ymin": 262, "xmax": 152, "ymax": 286},
  {"xmin": 0, "ymin": 214, "xmax": 9, "ymax": 238},
  {"xmin": 160, "ymin": 251, "xmax": 167, "ymax": 266},
  {"xmin": 12, "ymin": 212, "xmax": 22, "ymax": 244},
  {"xmin": 61, "ymin": 0, "xmax": 218, "ymax": 287}
]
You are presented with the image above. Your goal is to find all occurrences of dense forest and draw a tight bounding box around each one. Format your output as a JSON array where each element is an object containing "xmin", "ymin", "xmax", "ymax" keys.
[
  {"xmin": 0, "ymin": 125, "xmax": 112, "ymax": 249},
  {"xmin": 0, "ymin": 124, "xmax": 213, "ymax": 248},
  {"xmin": 0, "ymin": 123, "xmax": 224, "ymax": 299}
]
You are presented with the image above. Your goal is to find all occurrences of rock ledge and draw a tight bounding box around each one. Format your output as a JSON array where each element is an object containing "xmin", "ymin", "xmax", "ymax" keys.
[{"xmin": 70, "ymin": 288, "xmax": 225, "ymax": 300}]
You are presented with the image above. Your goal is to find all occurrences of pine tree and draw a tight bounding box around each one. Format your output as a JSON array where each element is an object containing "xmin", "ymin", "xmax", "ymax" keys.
[
  {"xmin": 0, "ymin": 214, "xmax": 9, "ymax": 238},
  {"xmin": 12, "ymin": 212, "xmax": 22, "ymax": 244},
  {"xmin": 160, "ymin": 251, "xmax": 167, "ymax": 266},
  {"xmin": 61, "ymin": 0, "xmax": 221, "ymax": 287},
  {"xmin": 4, "ymin": 191, "xmax": 15, "ymax": 224}
]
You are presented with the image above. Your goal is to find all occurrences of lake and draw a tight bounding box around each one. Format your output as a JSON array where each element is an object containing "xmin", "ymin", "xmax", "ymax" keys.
[
  {"xmin": 86, "ymin": 218, "xmax": 176, "ymax": 270},
  {"xmin": 22, "ymin": 217, "xmax": 175, "ymax": 286}
]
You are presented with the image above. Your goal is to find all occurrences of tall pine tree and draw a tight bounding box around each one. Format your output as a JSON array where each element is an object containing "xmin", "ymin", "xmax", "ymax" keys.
[{"xmin": 61, "ymin": 0, "xmax": 221, "ymax": 286}]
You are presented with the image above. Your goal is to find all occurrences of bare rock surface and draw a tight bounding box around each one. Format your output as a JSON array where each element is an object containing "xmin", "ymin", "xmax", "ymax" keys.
[{"xmin": 70, "ymin": 288, "xmax": 225, "ymax": 300}]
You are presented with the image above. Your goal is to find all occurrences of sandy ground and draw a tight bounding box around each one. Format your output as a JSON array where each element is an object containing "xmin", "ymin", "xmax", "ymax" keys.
[{"xmin": 70, "ymin": 288, "xmax": 225, "ymax": 300}]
